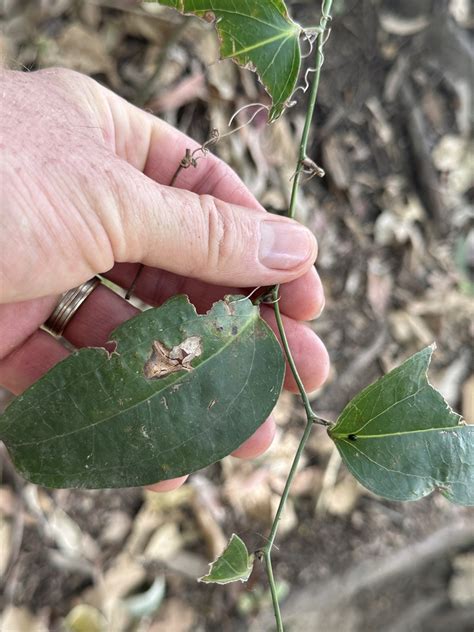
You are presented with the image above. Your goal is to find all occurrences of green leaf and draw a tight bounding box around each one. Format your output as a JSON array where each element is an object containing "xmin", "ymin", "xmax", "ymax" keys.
[
  {"xmin": 153, "ymin": 0, "xmax": 302, "ymax": 121},
  {"xmin": 0, "ymin": 296, "xmax": 284, "ymax": 489},
  {"xmin": 329, "ymin": 345, "xmax": 473, "ymax": 505},
  {"xmin": 199, "ymin": 534, "xmax": 254, "ymax": 584}
]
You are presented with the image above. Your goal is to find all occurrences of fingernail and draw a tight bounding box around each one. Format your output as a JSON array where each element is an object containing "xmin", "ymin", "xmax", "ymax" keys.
[{"xmin": 259, "ymin": 220, "xmax": 315, "ymax": 270}]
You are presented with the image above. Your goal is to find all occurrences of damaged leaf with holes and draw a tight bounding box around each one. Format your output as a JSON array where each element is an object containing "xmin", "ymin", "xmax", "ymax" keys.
[
  {"xmin": 0, "ymin": 295, "xmax": 285, "ymax": 488},
  {"xmin": 329, "ymin": 346, "xmax": 474, "ymax": 505},
  {"xmin": 199, "ymin": 534, "xmax": 254, "ymax": 584},
  {"xmin": 153, "ymin": 0, "xmax": 302, "ymax": 121}
]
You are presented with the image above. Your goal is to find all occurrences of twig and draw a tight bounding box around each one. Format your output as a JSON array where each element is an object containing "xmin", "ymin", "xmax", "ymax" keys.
[{"xmin": 262, "ymin": 2, "xmax": 334, "ymax": 630}]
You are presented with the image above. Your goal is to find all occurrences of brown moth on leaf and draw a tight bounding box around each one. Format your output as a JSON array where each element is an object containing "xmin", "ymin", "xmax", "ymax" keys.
[{"xmin": 144, "ymin": 336, "xmax": 203, "ymax": 379}]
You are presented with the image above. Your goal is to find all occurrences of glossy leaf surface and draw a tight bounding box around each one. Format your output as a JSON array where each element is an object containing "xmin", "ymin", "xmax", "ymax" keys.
[
  {"xmin": 329, "ymin": 346, "xmax": 473, "ymax": 505},
  {"xmin": 0, "ymin": 296, "xmax": 284, "ymax": 489},
  {"xmin": 154, "ymin": 0, "xmax": 302, "ymax": 120}
]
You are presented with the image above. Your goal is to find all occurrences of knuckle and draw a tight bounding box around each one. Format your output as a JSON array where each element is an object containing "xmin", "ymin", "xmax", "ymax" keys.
[
  {"xmin": 199, "ymin": 194, "xmax": 237, "ymax": 272},
  {"xmin": 99, "ymin": 163, "xmax": 136, "ymax": 262}
]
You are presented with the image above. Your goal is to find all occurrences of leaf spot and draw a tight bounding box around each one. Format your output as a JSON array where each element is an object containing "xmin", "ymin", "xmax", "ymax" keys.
[{"xmin": 143, "ymin": 336, "xmax": 202, "ymax": 379}]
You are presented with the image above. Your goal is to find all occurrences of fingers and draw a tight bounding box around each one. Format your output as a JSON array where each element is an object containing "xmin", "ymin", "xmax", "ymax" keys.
[
  {"xmin": 279, "ymin": 267, "xmax": 325, "ymax": 321},
  {"xmin": 0, "ymin": 330, "xmax": 69, "ymax": 394},
  {"xmin": 0, "ymin": 297, "xmax": 57, "ymax": 360},
  {"xmin": 106, "ymin": 161, "xmax": 317, "ymax": 289},
  {"xmin": 261, "ymin": 306, "xmax": 330, "ymax": 393},
  {"xmin": 100, "ymin": 87, "xmax": 318, "ymax": 287},
  {"xmin": 104, "ymin": 263, "xmax": 325, "ymax": 322},
  {"xmin": 62, "ymin": 285, "xmax": 138, "ymax": 350},
  {"xmin": 105, "ymin": 263, "xmax": 231, "ymax": 315},
  {"xmin": 104, "ymin": 86, "xmax": 265, "ymax": 209},
  {"xmin": 146, "ymin": 476, "xmax": 189, "ymax": 493},
  {"xmin": 230, "ymin": 416, "xmax": 276, "ymax": 459}
]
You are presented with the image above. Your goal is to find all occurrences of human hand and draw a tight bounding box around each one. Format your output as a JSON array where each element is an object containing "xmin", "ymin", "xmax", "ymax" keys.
[{"xmin": 0, "ymin": 68, "xmax": 329, "ymax": 491}]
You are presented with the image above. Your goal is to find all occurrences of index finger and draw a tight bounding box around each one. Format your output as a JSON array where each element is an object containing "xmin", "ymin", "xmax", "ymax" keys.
[{"xmin": 105, "ymin": 88, "xmax": 266, "ymax": 209}]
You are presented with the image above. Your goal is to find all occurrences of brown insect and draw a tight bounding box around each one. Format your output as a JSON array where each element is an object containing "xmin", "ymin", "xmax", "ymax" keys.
[{"xmin": 144, "ymin": 336, "xmax": 203, "ymax": 379}]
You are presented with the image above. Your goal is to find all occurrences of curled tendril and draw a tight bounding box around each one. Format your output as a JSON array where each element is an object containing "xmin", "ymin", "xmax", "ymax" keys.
[
  {"xmin": 190, "ymin": 128, "xmax": 220, "ymax": 164},
  {"xmin": 285, "ymin": 23, "xmax": 333, "ymax": 111},
  {"xmin": 230, "ymin": 286, "xmax": 283, "ymax": 306},
  {"xmin": 292, "ymin": 65, "xmax": 318, "ymax": 97},
  {"xmin": 186, "ymin": 103, "xmax": 270, "ymax": 167},
  {"xmin": 315, "ymin": 27, "xmax": 332, "ymax": 71},
  {"xmin": 300, "ymin": 30, "xmax": 318, "ymax": 59},
  {"xmin": 229, "ymin": 286, "xmax": 263, "ymax": 303},
  {"xmin": 224, "ymin": 103, "xmax": 271, "ymax": 136}
]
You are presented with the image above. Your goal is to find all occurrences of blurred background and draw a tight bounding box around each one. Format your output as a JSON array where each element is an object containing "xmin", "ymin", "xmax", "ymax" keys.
[{"xmin": 0, "ymin": 0, "xmax": 473, "ymax": 630}]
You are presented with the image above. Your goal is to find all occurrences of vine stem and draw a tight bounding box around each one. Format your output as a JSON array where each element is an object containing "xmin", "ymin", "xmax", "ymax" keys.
[
  {"xmin": 263, "ymin": 2, "xmax": 334, "ymax": 630},
  {"xmin": 289, "ymin": 2, "xmax": 333, "ymax": 220}
]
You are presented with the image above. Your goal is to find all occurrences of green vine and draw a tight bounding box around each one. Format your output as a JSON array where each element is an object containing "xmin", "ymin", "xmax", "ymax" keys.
[{"xmin": 263, "ymin": 2, "xmax": 334, "ymax": 628}]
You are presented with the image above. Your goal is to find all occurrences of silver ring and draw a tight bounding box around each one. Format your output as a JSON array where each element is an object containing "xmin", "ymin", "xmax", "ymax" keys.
[{"xmin": 44, "ymin": 276, "xmax": 101, "ymax": 336}]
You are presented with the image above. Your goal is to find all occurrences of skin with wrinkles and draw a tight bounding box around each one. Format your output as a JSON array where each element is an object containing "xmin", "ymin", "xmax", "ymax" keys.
[{"xmin": 0, "ymin": 68, "xmax": 329, "ymax": 492}]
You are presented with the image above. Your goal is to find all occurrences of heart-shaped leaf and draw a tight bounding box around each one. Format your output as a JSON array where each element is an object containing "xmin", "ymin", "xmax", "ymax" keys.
[
  {"xmin": 199, "ymin": 534, "xmax": 254, "ymax": 584},
  {"xmin": 0, "ymin": 296, "xmax": 284, "ymax": 489},
  {"xmin": 329, "ymin": 345, "xmax": 473, "ymax": 505},
  {"xmin": 153, "ymin": 0, "xmax": 302, "ymax": 121}
]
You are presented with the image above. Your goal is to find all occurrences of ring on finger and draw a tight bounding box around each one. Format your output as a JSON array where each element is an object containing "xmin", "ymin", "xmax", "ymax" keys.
[{"xmin": 44, "ymin": 276, "xmax": 101, "ymax": 337}]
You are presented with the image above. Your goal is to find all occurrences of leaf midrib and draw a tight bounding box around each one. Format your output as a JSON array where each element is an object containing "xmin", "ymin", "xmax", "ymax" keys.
[
  {"xmin": 331, "ymin": 425, "xmax": 466, "ymax": 441},
  {"xmin": 337, "ymin": 433, "xmax": 471, "ymax": 486},
  {"xmin": 220, "ymin": 28, "xmax": 296, "ymax": 60}
]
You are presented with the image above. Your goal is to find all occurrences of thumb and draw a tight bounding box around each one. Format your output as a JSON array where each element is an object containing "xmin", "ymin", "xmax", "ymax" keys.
[{"xmin": 108, "ymin": 162, "xmax": 318, "ymax": 288}]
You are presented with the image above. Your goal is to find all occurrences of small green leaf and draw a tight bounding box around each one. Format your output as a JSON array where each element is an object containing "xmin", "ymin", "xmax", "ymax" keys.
[
  {"xmin": 153, "ymin": 0, "xmax": 302, "ymax": 121},
  {"xmin": 199, "ymin": 534, "xmax": 254, "ymax": 584},
  {"xmin": 0, "ymin": 296, "xmax": 284, "ymax": 489},
  {"xmin": 329, "ymin": 345, "xmax": 473, "ymax": 505}
]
